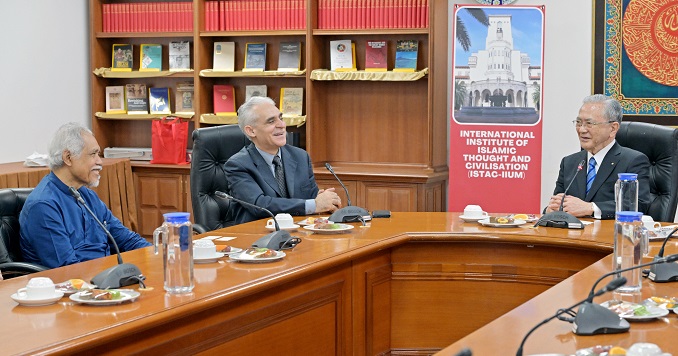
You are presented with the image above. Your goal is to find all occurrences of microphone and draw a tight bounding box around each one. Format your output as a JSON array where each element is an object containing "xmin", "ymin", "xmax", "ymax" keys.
[
  {"xmin": 214, "ymin": 191, "xmax": 298, "ymax": 250},
  {"xmin": 648, "ymin": 227, "xmax": 678, "ymax": 282},
  {"xmin": 571, "ymin": 253, "xmax": 678, "ymax": 336},
  {"xmin": 324, "ymin": 163, "xmax": 370, "ymax": 223},
  {"xmin": 535, "ymin": 159, "xmax": 585, "ymax": 229},
  {"xmin": 516, "ymin": 277, "xmax": 626, "ymax": 356},
  {"xmin": 69, "ymin": 187, "xmax": 144, "ymax": 289}
]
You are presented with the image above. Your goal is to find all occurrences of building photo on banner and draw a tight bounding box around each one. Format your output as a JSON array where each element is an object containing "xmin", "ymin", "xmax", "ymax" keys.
[{"xmin": 449, "ymin": 5, "xmax": 545, "ymax": 213}]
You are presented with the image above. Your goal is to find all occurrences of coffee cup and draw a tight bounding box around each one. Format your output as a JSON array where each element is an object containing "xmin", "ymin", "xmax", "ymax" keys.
[
  {"xmin": 641, "ymin": 215, "xmax": 661, "ymax": 231},
  {"xmin": 266, "ymin": 213, "xmax": 295, "ymax": 229},
  {"xmin": 463, "ymin": 205, "xmax": 488, "ymax": 218},
  {"xmin": 193, "ymin": 239, "xmax": 217, "ymax": 259},
  {"xmin": 16, "ymin": 277, "xmax": 56, "ymax": 300}
]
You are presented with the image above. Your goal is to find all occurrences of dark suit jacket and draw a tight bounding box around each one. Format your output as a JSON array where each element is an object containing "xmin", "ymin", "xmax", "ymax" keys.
[
  {"xmin": 224, "ymin": 143, "xmax": 319, "ymax": 225},
  {"xmin": 552, "ymin": 142, "xmax": 651, "ymax": 219}
]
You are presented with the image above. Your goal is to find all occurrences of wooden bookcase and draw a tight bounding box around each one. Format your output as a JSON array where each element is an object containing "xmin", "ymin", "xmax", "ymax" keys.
[{"xmin": 89, "ymin": 0, "xmax": 448, "ymax": 229}]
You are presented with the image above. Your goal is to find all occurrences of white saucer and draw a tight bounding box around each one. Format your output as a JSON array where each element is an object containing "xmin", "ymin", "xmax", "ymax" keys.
[
  {"xmin": 459, "ymin": 215, "xmax": 489, "ymax": 222},
  {"xmin": 265, "ymin": 224, "xmax": 299, "ymax": 231},
  {"xmin": 194, "ymin": 252, "xmax": 226, "ymax": 264},
  {"xmin": 11, "ymin": 291, "xmax": 64, "ymax": 306}
]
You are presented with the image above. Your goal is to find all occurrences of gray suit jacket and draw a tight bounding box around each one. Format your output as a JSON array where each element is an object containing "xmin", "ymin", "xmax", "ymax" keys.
[
  {"xmin": 552, "ymin": 142, "xmax": 651, "ymax": 219},
  {"xmin": 224, "ymin": 143, "xmax": 319, "ymax": 225}
]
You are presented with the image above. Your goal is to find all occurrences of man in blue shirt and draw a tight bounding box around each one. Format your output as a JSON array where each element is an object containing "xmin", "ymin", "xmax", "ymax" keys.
[{"xmin": 20, "ymin": 123, "xmax": 151, "ymax": 268}]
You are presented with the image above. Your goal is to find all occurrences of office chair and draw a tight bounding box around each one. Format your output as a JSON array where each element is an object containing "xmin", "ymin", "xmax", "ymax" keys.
[
  {"xmin": 616, "ymin": 121, "xmax": 678, "ymax": 222},
  {"xmin": 0, "ymin": 188, "xmax": 48, "ymax": 279}
]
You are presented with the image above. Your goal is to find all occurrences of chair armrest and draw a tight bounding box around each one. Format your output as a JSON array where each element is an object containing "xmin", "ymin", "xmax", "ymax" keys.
[
  {"xmin": 192, "ymin": 224, "xmax": 208, "ymax": 235},
  {"xmin": 0, "ymin": 261, "xmax": 49, "ymax": 279}
]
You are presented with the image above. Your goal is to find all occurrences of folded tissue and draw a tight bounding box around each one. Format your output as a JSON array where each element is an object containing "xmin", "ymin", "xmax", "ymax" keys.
[{"xmin": 24, "ymin": 152, "xmax": 49, "ymax": 167}]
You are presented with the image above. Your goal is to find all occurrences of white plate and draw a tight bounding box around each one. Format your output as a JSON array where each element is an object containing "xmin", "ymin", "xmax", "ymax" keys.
[
  {"xmin": 601, "ymin": 301, "xmax": 670, "ymax": 321},
  {"xmin": 303, "ymin": 223, "xmax": 355, "ymax": 234},
  {"xmin": 55, "ymin": 280, "xmax": 97, "ymax": 296},
  {"xmin": 219, "ymin": 247, "xmax": 243, "ymax": 255},
  {"xmin": 193, "ymin": 252, "xmax": 226, "ymax": 264},
  {"xmin": 265, "ymin": 224, "xmax": 300, "ymax": 231},
  {"xmin": 674, "ymin": 307, "xmax": 678, "ymax": 315},
  {"xmin": 459, "ymin": 214, "xmax": 489, "ymax": 222},
  {"xmin": 297, "ymin": 217, "xmax": 331, "ymax": 226},
  {"xmin": 478, "ymin": 218, "xmax": 527, "ymax": 228},
  {"xmin": 11, "ymin": 291, "xmax": 64, "ymax": 306},
  {"xmin": 70, "ymin": 289, "xmax": 140, "ymax": 306},
  {"xmin": 229, "ymin": 250, "xmax": 286, "ymax": 263}
]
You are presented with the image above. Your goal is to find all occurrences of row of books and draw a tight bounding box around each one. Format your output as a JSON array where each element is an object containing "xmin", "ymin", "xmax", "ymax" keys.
[
  {"xmin": 214, "ymin": 85, "xmax": 303, "ymax": 117},
  {"xmin": 205, "ymin": 0, "xmax": 306, "ymax": 31},
  {"xmin": 105, "ymin": 83, "xmax": 194, "ymax": 115},
  {"xmin": 330, "ymin": 39, "xmax": 418, "ymax": 72},
  {"xmin": 102, "ymin": 2, "xmax": 193, "ymax": 33},
  {"xmin": 318, "ymin": 0, "xmax": 429, "ymax": 29},
  {"xmin": 213, "ymin": 41, "xmax": 302, "ymax": 72},
  {"xmin": 112, "ymin": 42, "xmax": 191, "ymax": 72}
]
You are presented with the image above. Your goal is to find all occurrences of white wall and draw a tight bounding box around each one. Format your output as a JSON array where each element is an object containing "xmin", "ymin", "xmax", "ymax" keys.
[{"xmin": 0, "ymin": 0, "xmax": 89, "ymax": 163}]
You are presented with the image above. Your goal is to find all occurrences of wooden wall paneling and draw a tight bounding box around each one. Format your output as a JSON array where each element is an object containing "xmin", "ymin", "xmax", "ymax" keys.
[
  {"xmin": 134, "ymin": 171, "xmax": 188, "ymax": 237},
  {"xmin": 362, "ymin": 182, "xmax": 418, "ymax": 212}
]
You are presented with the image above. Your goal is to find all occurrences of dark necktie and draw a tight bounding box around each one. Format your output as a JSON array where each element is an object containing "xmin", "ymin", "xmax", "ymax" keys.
[
  {"xmin": 273, "ymin": 155, "xmax": 289, "ymax": 198},
  {"xmin": 586, "ymin": 157, "xmax": 596, "ymax": 194}
]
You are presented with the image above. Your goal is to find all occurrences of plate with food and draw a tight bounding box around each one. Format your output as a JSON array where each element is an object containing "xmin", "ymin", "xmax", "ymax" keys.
[
  {"xmin": 69, "ymin": 289, "xmax": 140, "ymax": 306},
  {"xmin": 229, "ymin": 248, "xmax": 286, "ymax": 263},
  {"xmin": 510, "ymin": 214, "xmax": 539, "ymax": 223},
  {"xmin": 478, "ymin": 216, "xmax": 527, "ymax": 228},
  {"xmin": 219, "ymin": 245, "xmax": 243, "ymax": 255},
  {"xmin": 297, "ymin": 216, "xmax": 331, "ymax": 226},
  {"xmin": 601, "ymin": 300, "xmax": 669, "ymax": 321},
  {"xmin": 303, "ymin": 222, "xmax": 355, "ymax": 234},
  {"xmin": 645, "ymin": 296, "xmax": 678, "ymax": 310},
  {"xmin": 55, "ymin": 278, "xmax": 96, "ymax": 296}
]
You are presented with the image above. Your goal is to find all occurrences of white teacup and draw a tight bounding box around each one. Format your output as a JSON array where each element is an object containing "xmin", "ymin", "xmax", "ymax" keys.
[
  {"xmin": 642, "ymin": 215, "xmax": 661, "ymax": 231},
  {"xmin": 193, "ymin": 239, "xmax": 217, "ymax": 259},
  {"xmin": 266, "ymin": 213, "xmax": 295, "ymax": 229},
  {"xmin": 463, "ymin": 205, "xmax": 488, "ymax": 218},
  {"xmin": 16, "ymin": 277, "xmax": 56, "ymax": 300}
]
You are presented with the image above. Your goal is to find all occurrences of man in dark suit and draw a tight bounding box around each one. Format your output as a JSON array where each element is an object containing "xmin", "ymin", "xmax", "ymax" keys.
[
  {"xmin": 224, "ymin": 97, "xmax": 342, "ymax": 225},
  {"xmin": 544, "ymin": 95, "xmax": 650, "ymax": 219}
]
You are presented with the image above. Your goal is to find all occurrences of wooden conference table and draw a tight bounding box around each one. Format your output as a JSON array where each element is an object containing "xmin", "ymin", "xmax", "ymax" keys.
[{"xmin": 0, "ymin": 213, "xmax": 677, "ymax": 355}]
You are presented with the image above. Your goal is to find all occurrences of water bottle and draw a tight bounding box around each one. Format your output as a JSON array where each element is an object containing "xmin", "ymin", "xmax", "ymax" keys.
[
  {"xmin": 615, "ymin": 173, "xmax": 638, "ymax": 212},
  {"xmin": 613, "ymin": 211, "xmax": 645, "ymax": 293},
  {"xmin": 154, "ymin": 212, "xmax": 194, "ymax": 294}
]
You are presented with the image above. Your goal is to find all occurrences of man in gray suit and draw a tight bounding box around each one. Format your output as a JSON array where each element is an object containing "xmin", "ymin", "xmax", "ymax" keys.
[
  {"xmin": 224, "ymin": 97, "xmax": 342, "ymax": 225},
  {"xmin": 544, "ymin": 94, "xmax": 650, "ymax": 219}
]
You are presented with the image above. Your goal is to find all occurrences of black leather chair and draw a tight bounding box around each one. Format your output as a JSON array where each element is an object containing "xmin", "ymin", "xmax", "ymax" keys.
[
  {"xmin": 190, "ymin": 125, "xmax": 250, "ymax": 233},
  {"xmin": 0, "ymin": 188, "xmax": 48, "ymax": 279},
  {"xmin": 616, "ymin": 121, "xmax": 678, "ymax": 222}
]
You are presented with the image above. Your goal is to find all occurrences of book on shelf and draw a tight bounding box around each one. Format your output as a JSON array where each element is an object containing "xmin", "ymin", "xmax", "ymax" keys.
[
  {"xmin": 277, "ymin": 41, "xmax": 301, "ymax": 72},
  {"xmin": 393, "ymin": 39, "xmax": 418, "ymax": 72},
  {"xmin": 169, "ymin": 41, "xmax": 190, "ymax": 71},
  {"xmin": 213, "ymin": 41, "xmax": 235, "ymax": 71},
  {"xmin": 125, "ymin": 84, "xmax": 149, "ymax": 114},
  {"xmin": 148, "ymin": 87, "xmax": 171, "ymax": 114},
  {"xmin": 213, "ymin": 84, "xmax": 236, "ymax": 115},
  {"xmin": 245, "ymin": 85, "xmax": 267, "ymax": 102},
  {"xmin": 329, "ymin": 39, "xmax": 355, "ymax": 71},
  {"xmin": 140, "ymin": 44, "xmax": 162, "ymax": 71},
  {"xmin": 174, "ymin": 82, "xmax": 195, "ymax": 115},
  {"xmin": 280, "ymin": 87, "xmax": 303, "ymax": 117},
  {"xmin": 365, "ymin": 40, "xmax": 388, "ymax": 72},
  {"xmin": 105, "ymin": 86, "xmax": 126, "ymax": 114},
  {"xmin": 243, "ymin": 43, "xmax": 267, "ymax": 72},
  {"xmin": 111, "ymin": 44, "xmax": 133, "ymax": 72}
]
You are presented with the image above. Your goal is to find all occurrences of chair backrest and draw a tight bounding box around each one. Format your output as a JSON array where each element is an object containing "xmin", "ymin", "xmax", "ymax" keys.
[
  {"xmin": 0, "ymin": 188, "xmax": 33, "ymax": 264},
  {"xmin": 190, "ymin": 125, "xmax": 250, "ymax": 231},
  {"xmin": 616, "ymin": 121, "xmax": 678, "ymax": 222}
]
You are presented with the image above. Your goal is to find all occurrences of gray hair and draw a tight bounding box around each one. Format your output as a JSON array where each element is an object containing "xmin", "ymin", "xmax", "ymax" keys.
[
  {"xmin": 582, "ymin": 94, "xmax": 623, "ymax": 123},
  {"xmin": 48, "ymin": 122, "xmax": 93, "ymax": 170},
  {"xmin": 237, "ymin": 96, "xmax": 277, "ymax": 140}
]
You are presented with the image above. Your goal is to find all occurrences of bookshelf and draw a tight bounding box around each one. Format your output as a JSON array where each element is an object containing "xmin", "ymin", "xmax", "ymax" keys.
[{"xmin": 89, "ymin": 0, "xmax": 448, "ymax": 235}]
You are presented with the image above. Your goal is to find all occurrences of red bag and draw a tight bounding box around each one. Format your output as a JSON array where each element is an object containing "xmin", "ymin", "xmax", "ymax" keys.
[{"xmin": 150, "ymin": 117, "xmax": 189, "ymax": 164}]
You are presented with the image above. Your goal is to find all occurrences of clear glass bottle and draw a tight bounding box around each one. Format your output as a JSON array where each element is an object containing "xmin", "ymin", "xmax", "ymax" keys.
[
  {"xmin": 613, "ymin": 211, "xmax": 644, "ymax": 293},
  {"xmin": 154, "ymin": 212, "xmax": 194, "ymax": 294},
  {"xmin": 615, "ymin": 173, "xmax": 638, "ymax": 212}
]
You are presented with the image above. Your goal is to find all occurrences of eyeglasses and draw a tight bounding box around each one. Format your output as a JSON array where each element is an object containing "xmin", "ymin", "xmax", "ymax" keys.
[{"xmin": 572, "ymin": 119, "xmax": 615, "ymax": 129}]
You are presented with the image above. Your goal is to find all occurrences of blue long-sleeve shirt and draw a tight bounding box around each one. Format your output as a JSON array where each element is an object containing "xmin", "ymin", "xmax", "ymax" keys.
[{"xmin": 19, "ymin": 172, "xmax": 151, "ymax": 268}]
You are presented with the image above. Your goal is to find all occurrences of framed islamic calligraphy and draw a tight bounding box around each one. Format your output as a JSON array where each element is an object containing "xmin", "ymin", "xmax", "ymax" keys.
[{"xmin": 593, "ymin": 0, "xmax": 678, "ymax": 120}]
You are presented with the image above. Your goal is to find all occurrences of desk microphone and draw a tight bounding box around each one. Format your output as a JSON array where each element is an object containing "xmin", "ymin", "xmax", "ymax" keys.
[
  {"xmin": 534, "ymin": 159, "xmax": 585, "ymax": 229},
  {"xmin": 214, "ymin": 191, "xmax": 298, "ymax": 250},
  {"xmin": 69, "ymin": 187, "xmax": 144, "ymax": 289},
  {"xmin": 516, "ymin": 277, "xmax": 626, "ymax": 356},
  {"xmin": 324, "ymin": 163, "xmax": 370, "ymax": 223},
  {"xmin": 648, "ymin": 226, "xmax": 678, "ymax": 282}
]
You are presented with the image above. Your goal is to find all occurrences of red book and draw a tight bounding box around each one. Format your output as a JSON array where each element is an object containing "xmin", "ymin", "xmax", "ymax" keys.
[
  {"xmin": 205, "ymin": 2, "xmax": 212, "ymax": 31},
  {"xmin": 301, "ymin": 0, "xmax": 306, "ymax": 29},
  {"xmin": 357, "ymin": 0, "xmax": 364, "ymax": 29},
  {"xmin": 397, "ymin": 0, "xmax": 403, "ymax": 28},
  {"xmin": 213, "ymin": 1, "xmax": 219, "ymax": 31},
  {"xmin": 424, "ymin": 0, "xmax": 428, "ymax": 28},
  {"xmin": 350, "ymin": 0, "xmax": 356, "ymax": 29},
  {"xmin": 213, "ymin": 85, "xmax": 236, "ymax": 115},
  {"xmin": 366, "ymin": 0, "xmax": 372, "ymax": 29},
  {"xmin": 365, "ymin": 40, "xmax": 388, "ymax": 71},
  {"xmin": 103, "ymin": 4, "xmax": 110, "ymax": 32},
  {"xmin": 387, "ymin": 0, "xmax": 394, "ymax": 29}
]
